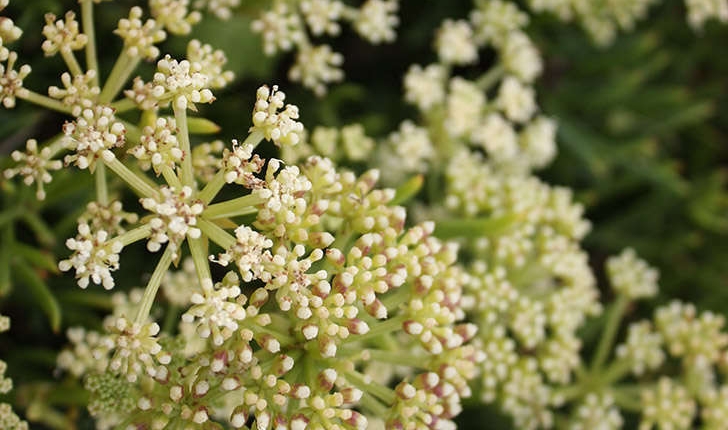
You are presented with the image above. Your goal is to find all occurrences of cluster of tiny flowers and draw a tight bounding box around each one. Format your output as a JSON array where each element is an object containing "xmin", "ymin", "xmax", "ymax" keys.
[
  {"xmin": 149, "ymin": 0, "xmax": 202, "ymax": 35},
  {"xmin": 115, "ymin": 6, "xmax": 167, "ymax": 60},
  {"xmin": 62, "ymin": 105, "xmax": 126, "ymax": 170},
  {"xmin": 221, "ymin": 139, "xmax": 265, "ymax": 186},
  {"xmin": 0, "ymin": 314, "xmax": 27, "ymax": 430},
  {"xmin": 41, "ymin": 11, "xmax": 87, "ymax": 56},
  {"xmin": 570, "ymin": 393, "xmax": 623, "ymax": 430},
  {"xmin": 3, "ymin": 139, "xmax": 62, "ymax": 200},
  {"xmin": 186, "ymin": 39, "xmax": 235, "ymax": 89},
  {"xmin": 0, "ymin": 51, "xmax": 31, "ymax": 108},
  {"xmin": 59, "ymin": 222, "xmax": 124, "ymax": 289},
  {"xmin": 252, "ymin": 0, "xmax": 399, "ymax": 93},
  {"xmin": 48, "ymin": 70, "xmax": 100, "ymax": 116},
  {"xmin": 251, "ymin": 84, "xmax": 304, "ymax": 147},
  {"xmin": 528, "ymin": 0, "xmax": 726, "ymax": 44},
  {"xmin": 639, "ymin": 377, "xmax": 696, "ymax": 430},
  {"xmin": 79, "ymin": 201, "xmax": 139, "ymax": 236},
  {"xmin": 129, "ymin": 117, "xmax": 183, "ymax": 174},
  {"xmin": 607, "ymin": 248, "xmax": 659, "ymax": 300},
  {"xmin": 128, "ymin": 55, "xmax": 214, "ymax": 111},
  {"xmin": 193, "ymin": 0, "xmax": 240, "ymax": 20},
  {"xmin": 140, "ymin": 185, "xmax": 204, "ymax": 259}
]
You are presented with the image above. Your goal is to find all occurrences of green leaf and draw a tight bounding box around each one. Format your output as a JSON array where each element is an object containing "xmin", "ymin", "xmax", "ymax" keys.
[
  {"xmin": 13, "ymin": 261, "xmax": 62, "ymax": 333},
  {"xmin": 188, "ymin": 117, "xmax": 222, "ymax": 135},
  {"xmin": 15, "ymin": 242, "xmax": 59, "ymax": 274},
  {"xmin": 434, "ymin": 214, "xmax": 522, "ymax": 239},
  {"xmin": 390, "ymin": 174, "xmax": 423, "ymax": 206}
]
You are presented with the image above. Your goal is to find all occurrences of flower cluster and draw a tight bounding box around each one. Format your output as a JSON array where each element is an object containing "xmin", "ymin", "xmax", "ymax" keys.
[
  {"xmin": 251, "ymin": 0, "xmax": 400, "ymax": 94},
  {"xmin": 0, "ymin": 314, "xmax": 28, "ymax": 430}
]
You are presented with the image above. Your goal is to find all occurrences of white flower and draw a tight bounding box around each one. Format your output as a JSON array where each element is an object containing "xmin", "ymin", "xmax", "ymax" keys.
[
  {"xmin": 435, "ymin": 19, "xmax": 478, "ymax": 65},
  {"xmin": 520, "ymin": 116, "xmax": 557, "ymax": 169},
  {"xmin": 501, "ymin": 31, "xmax": 542, "ymax": 83},
  {"xmin": 115, "ymin": 6, "xmax": 166, "ymax": 60},
  {"xmin": 615, "ymin": 321, "xmax": 664, "ymax": 376},
  {"xmin": 470, "ymin": 0, "xmax": 528, "ymax": 45},
  {"xmin": 41, "ymin": 11, "xmax": 88, "ymax": 56},
  {"xmin": 404, "ymin": 64, "xmax": 446, "ymax": 112},
  {"xmin": 470, "ymin": 113, "xmax": 519, "ymax": 163},
  {"xmin": 213, "ymin": 226, "xmax": 273, "ymax": 282},
  {"xmin": 300, "ymin": 0, "xmax": 344, "ymax": 36},
  {"xmin": 685, "ymin": 0, "xmax": 728, "ymax": 29},
  {"xmin": 186, "ymin": 39, "xmax": 234, "ymax": 89},
  {"xmin": 193, "ymin": 0, "xmax": 240, "ymax": 20},
  {"xmin": 570, "ymin": 393, "xmax": 623, "ymax": 430},
  {"xmin": 149, "ymin": 0, "xmax": 202, "ymax": 35},
  {"xmin": 639, "ymin": 378, "xmax": 696, "ymax": 430},
  {"xmin": 182, "ymin": 276, "xmax": 247, "ymax": 346},
  {"xmin": 63, "ymin": 105, "xmax": 125, "ymax": 170},
  {"xmin": 4, "ymin": 139, "xmax": 62, "ymax": 200},
  {"xmin": 288, "ymin": 45, "xmax": 344, "ymax": 96},
  {"xmin": 59, "ymin": 222, "xmax": 123, "ymax": 290},
  {"xmin": 251, "ymin": 3, "xmax": 305, "ymax": 55},
  {"xmin": 140, "ymin": 185, "xmax": 204, "ymax": 259},
  {"xmin": 445, "ymin": 77, "xmax": 486, "ymax": 138},
  {"xmin": 48, "ymin": 70, "xmax": 100, "ymax": 117},
  {"xmin": 0, "ymin": 52, "xmax": 31, "ymax": 108},
  {"xmin": 354, "ymin": 0, "xmax": 399, "ymax": 44},
  {"xmin": 496, "ymin": 76, "xmax": 537, "ymax": 123},
  {"xmin": 251, "ymin": 85, "xmax": 304, "ymax": 147},
  {"xmin": 607, "ymin": 248, "xmax": 659, "ymax": 299},
  {"xmin": 129, "ymin": 117, "xmax": 183, "ymax": 174}
]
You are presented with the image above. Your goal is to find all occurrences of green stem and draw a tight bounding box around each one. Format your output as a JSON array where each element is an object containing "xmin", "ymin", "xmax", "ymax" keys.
[
  {"xmin": 95, "ymin": 162, "xmax": 108, "ymax": 205},
  {"xmin": 591, "ymin": 295, "xmax": 630, "ymax": 372},
  {"xmin": 367, "ymin": 348, "xmax": 426, "ymax": 368},
  {"xmin": 114, "ymin": 224, "xmax": 152, "ymax": 247},
  {"xmin": 349, "ymin": 314, "xmax": 406, "ymax": 344},
  {"xmin": 173, "ymin": 103, "xmax": 195, "ymax": 187},
  {"xmin": 476, "ymin": 64, "xmax": 504, "ymax": 91},
  {"xmin": 203, "ymin": 194, "xmax": 264, "ymax": 219},
  {"xmin": 380, "ymin": 284, "xmax": 411, "ymax": 312},
  {"xmin": 345, "ymin": 370, "xmax": 395, "ymax": 404},
  {"xmin": 359, "ymin": 392, "xmax": 389, "ymax": 417},
  {"xmin": 61, "ymin": 49, "xmax": 83, "ymax": 77},
  {"xmin": 610, "ymin": 385, "xmax": 643, "ymax": 412},
  {"xmin": 80, "ymin": 0, "xmax": 99, "ymax": 86},
  {"xmin": 111, "ymin": 97, "xmax": 136, "ymax": 113},
  {"xmin": 103, "ymin": 153, "xmax": 157, "ymax": 198},
  {"xmin": 162, "ymin": 305, "xmax": 179, "ymax": 334},
  {"xmin": 160, "ymin": 164, "xmax": 182, "ymax": 190},
  {"xmin": 99, "ymin": 50, "xmax": 140, "ymax": 104},
  {"xmin": 198, "ymin": 169, "xmax": 226, "ymax": 205},
  {"xmin": 197, "ymin": 217, "xmax": 236, "ymax": 249},
  {"xmin": 18, "ymin": 90, "xmax": 73, "ymax": 114},
  {"xmin": 600, "ymin": 358, "xmax": 633, "ymax": 387},
  {"xmin": 241, "ymin": 130, "xmax": 265, "ymax": 147},
  {"xmin": 188, "ymin": 236, "xmax": 211, "ymax": 283},
  {"xmin": 134, "ymin": 245, "xmax": 174, "ymax": 325}
]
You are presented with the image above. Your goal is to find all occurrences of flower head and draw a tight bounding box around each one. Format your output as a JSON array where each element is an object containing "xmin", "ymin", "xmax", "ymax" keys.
[
  {"xmin": 59, "ymin": 222, "xmax": 123, "ymax": 290},
  {"xmin": 141, "ymin": 185, "xmax": 204, "ymax": 259},
  {"xmin": 3, "ymin": 138, "xmax": 62, "ymax": 200},
  {"xmin": 251, "ymin": 85, "xmax": 304, "ymax": 147}
]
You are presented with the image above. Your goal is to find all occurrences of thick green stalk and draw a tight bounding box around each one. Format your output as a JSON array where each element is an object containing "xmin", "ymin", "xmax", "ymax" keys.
[
  {"xmin": 80, "ymin": 0, "xmax": 99, "ymax": 86},
  {"xmin": 345, "ymin": 370, "xmax": 395, "ymax": 404},
  {"xmin": 203, "ymin": 194, "xmax": 264, "ymax": 219},
  {"xmin": 61, "ymin": 49, "xmax": 83, "ymax": 77},
  {"xmin": 173, "ymin": 103, "xmax": 195, "ymax": 187},
  {"xmin": 103, "ymin": 154, "xmax": 157, "ymax": 198},
  {"xmin": 188, "ymin": 236, "xmax": 212, "ymax": 283},
  {"xmin": 198, "ymin": 170, "xmax": 226, "ymax": 205},
  {"xmin": 160, "ymin": 164, "xmax": 182, "ymax": 190},
  {"xmin": 114, "ymin": 224, "xmax": 152, "ymax": 247},
  {"xmin": 95, "ymin": 162, "xmax": 108, "ymax": 205},
  {"xmin": 476, "ymin": 64, "xmax": 504, "ymax": 91},
  {"xmin": 134, "ymin": 246, "xmax": 174, "ymax": 325},
  {"xmin": 591, "ymin": 295, "xmax": 630, "ymax": 372},
  {"xmin": 99, "ymin": 50, "xmax": 140, "ymax": 103},
  {"xmin": 197, "ymin": 217, "xmax": 236, "ymax": 249},
  {"xmin": 18, "ymin": 90, "xmax": 73, "ymax": 114}
]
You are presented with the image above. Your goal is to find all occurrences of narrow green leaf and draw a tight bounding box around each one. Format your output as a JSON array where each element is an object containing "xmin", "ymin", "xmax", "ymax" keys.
[
  {"xmin": 21, "ymin": 212, "xmax": 56, "ymax": 247},
  {"xmin": 15, "ymin": 243, "xmax": 59, "ymax": 274},
  {"xmin": 434, "ymin": 214, "xmax": 521, "ymax": 239},
  {"xmin": 390, "ymin": 174, "xmax": 424, "ymax": 206},
  {"xmin": 13, "ymin": 261, "xmax": 62, "ymax": 333},
  {"xmin": 187, "ymin": 117, "xmax": 221, "ymax": 135}
]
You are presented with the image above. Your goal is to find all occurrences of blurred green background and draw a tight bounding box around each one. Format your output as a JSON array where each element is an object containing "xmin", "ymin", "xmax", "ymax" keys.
[{"xmin": 1, "ymin": 0, "xmax": 727, "ymax": 428}]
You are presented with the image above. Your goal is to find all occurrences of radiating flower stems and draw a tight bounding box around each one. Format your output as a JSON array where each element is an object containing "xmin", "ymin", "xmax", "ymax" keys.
[
  {"xmin": 198, "ymin": 217, "xmax": 235, "ymax": 249},
  {"xmin": 99, "ymin": 49, "xmax": 140, "ymax": 104},
  {"xmin": 18, "ymin": 90, "xmax": 73, "ymax": 114},
  {"xmin": 61, "ymin": 49, "xmax": 83, "ymax": 78},
  {"xmin": 80, "ymin": 0, "xmax": 99, "ymax": 87},
  {"xmin": 160, "ymin": 165, "xmax": 182, "ymax": 190},
  {"xmin": 173, "ymin": 102, "xmax": 195, "ymax": 188},
  {"xmin": 95, "ymin": 162, "xmax": 108, "ymax": 206},
  {"xmin": 345, "ymin": 369, "xmax": 395, "ymax": 404},
  {"xmin": 134, "ymin": 245, "xmax": 174, "ymax": 325},
  {"xmin": 110, "ymin": 97, "xmax": 136, "ymax": 113},
  {"xmin": 349, "ymin": 314, "xmax": 406, "ymax": 344},
  {"xmin": 476, "ymin": 63, "xmax": 504, "ymax": 91},
  {"xmin": 115, "ymin": 224, "xmax": 152, "ymax": 247},
  {"xmin": 203, "ymin": 194, "xmax": 264, "ymax": 219},
  {"xmin": 188, "ymin": 236, "xmax": 212, "ymax": 283},
  {"xmin": 591, "ymin": 294, "xmax": 630, "ymax": 373},
  {"xmin": 102, "ymin": 152, "xmax": 157, "ymax": 198},
  {"xmin": 198, "ymin": 170, "xmax": 226, "ymax": 205}
]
